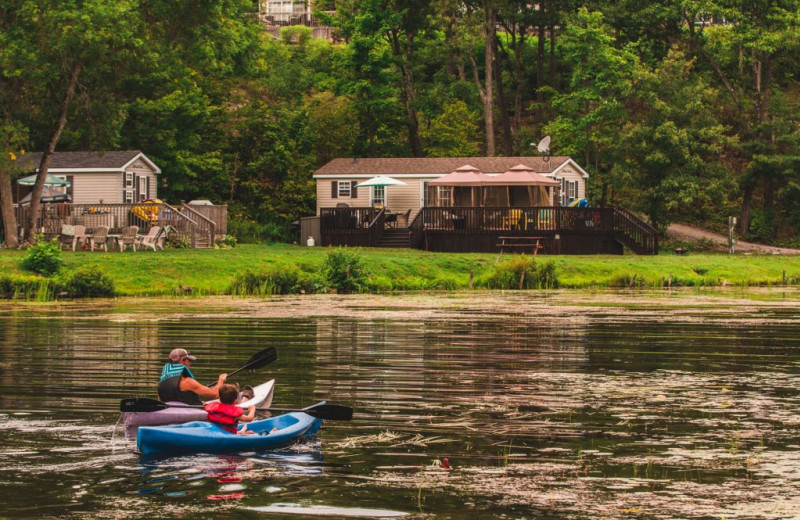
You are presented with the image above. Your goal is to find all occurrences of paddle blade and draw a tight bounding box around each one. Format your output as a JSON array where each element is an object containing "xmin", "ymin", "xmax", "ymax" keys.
[
  {"xmin": 120, "ymin": 397, "xmax": 168, "ymax": 413},
  {"xmin": 303, "ymin": 404, "xmax": 353, "ymax": 421},
  {"xmin": 244, "ymin": 346, "xmax": 277, "ymax": 371}
]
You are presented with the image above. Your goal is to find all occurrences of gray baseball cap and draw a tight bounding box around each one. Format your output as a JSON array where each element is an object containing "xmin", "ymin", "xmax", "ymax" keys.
[{"xmin": 169, "ymin": 348, "xmax": 197, "ymax": 362}]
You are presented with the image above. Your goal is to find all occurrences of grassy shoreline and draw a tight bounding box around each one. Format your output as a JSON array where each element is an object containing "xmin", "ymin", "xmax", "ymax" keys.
[{"xmin": 1, "ymin": 244, "xmax": 800, "ymax": 297}]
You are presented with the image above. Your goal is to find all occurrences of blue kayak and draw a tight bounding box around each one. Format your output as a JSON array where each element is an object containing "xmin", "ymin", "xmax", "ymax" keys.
[{"xmin": 137, "ymin": 411, "xmax": 323, "ymax": 455}]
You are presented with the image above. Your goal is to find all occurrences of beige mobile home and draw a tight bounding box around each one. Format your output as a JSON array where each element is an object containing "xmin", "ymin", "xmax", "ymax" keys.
[
  {"xmin": 13, "ymin": 151, "xmax": 160, "ymax": 205},
  {"xmin": 313, "ymin": 156, "xmax": 589, "ymax": 220}
]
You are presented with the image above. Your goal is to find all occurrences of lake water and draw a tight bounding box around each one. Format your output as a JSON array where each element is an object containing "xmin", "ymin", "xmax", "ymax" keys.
[{"xmin": 1, "ymin": 290, "xmax": 800, "ymax": 519}]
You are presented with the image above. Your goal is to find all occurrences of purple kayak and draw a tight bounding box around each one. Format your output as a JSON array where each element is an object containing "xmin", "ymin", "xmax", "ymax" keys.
[{"xmin": 122, "ymin": 380, "xmax": 275, "ymax": 434}]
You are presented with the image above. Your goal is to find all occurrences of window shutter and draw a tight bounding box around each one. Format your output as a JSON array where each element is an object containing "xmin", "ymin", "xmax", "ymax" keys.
[
  {"xmin": 146, "ymin": 176, "xmax": 150, "ymax": 199},
  {"xmin": 351, "ymin": 181, "xmax": 358, "ymax": 199},
  {"xmin": 66, "ymin": 175, "xmax": 73, "ymax": 198},
  {"xmin": 331, "ymin": 181, "xmax": 338, "ymax": 199}
]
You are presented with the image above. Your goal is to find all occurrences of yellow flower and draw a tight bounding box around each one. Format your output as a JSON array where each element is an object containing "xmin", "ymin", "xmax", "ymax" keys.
[{"xmin": 9, "ymin": 152, "xmax": 16, "ymax": 161}]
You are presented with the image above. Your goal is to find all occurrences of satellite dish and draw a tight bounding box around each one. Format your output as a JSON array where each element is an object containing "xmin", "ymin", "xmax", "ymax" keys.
[
  {"xmin": 536, "ymin": 136, "xmax": 551, "ymax": 154},
  {"xmin": 534, "ymin": 135, "xmax": 551, "ymax": 165}
]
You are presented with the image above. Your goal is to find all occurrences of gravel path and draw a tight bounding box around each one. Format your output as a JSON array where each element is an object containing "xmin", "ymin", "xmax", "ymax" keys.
[{"xmin": 668, "ymin": 222, "xmax": 800, "ymax": 254}]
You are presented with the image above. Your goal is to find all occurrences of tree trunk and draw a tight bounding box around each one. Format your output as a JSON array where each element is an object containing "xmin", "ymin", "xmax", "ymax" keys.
[
  {"xmin": 483, "ymin": 4, "xmax": 496, "ymax": 156},
  {"xmin": 25, "ymin": 60, "xmax": 83, "ymax": 242},
  {"xmin": 493, "ymin": 34, "xmax": 513, "ymax": 156},
  {"xmin": 0, "ymin": 169, "xmax": 18, "ymax": 248},
  {"xmin": 537, "ymin": 19, "xmax": 545, "ymax": 102},
  {"xmin": 740, "ymin": 184, "xmax": 753, "ymax": 234},
  {"xmin": 390, "ymin": 30, "xmax": 423, "ymax": 157}
]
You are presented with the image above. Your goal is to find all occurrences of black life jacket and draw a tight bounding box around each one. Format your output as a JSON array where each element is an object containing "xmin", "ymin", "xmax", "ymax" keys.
[{"xmin": 157, "ymin": 363, "xmax": 202, "ymax": 405}]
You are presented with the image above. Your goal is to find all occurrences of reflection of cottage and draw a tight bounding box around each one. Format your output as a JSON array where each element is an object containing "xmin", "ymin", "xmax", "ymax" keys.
[{"xmin": 13, "ymin": 151, "xmax": 160, "ymax": 204}]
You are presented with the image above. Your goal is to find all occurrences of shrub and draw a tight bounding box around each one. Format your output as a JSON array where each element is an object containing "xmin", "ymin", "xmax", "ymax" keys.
[
  {"xmin": 228, "ymin": 264, "xmax": 311, "ymax": 296},
  {"xmin": 20, "ymin": 236, "xmax": 63, "ymax": 276},
  {"xmin": 480, "ymin": 256, "xmax": 559, "ymax": 289},
  {"xmin": 62, "ymin": 266, "xmax": 115, "ymax": 297},
  {"xmin": 215, "ymin": 235, "xmax": 237, "ymax": 249},
  {"xmin": 321, "ymin": 247, "xmax": 367, "ymax": 294},
  {"xmin": 228, "ymin": 215, "xmax": 287, "ymax": 244}
]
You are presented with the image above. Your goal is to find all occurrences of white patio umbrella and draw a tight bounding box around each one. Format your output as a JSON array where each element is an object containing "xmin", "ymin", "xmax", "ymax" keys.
[
  {"xmin": 356, "ymin": 175, "xmax": 407, "ymax": 187},
  {"xmin": 356, "ymin": 175, "xmax": 407, "ymax": 210}
]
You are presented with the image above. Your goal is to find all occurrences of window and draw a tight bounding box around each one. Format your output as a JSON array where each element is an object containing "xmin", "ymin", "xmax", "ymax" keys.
[
  {"xmin": 568, "ymin": 180, "xmax": 577, "ymax": 200},
  {"xmin": 125, "ymin": 172, "xmax": 134, "ymax": 188},
  {"xmin": 425, "ymin": 185, "xmax": 452, "ymax": 206},
  {"xmin": 371, "ymin": 186, "xmax": 386, "ymax": 207},
  {"xmin": 124, "ymin": 190, "xmax": 134, "ymax": 203},
  {"xmin": 139, "ymin": 176, "xmax": 148, "ymax": 201},
  {"xmin": 338, "ymin": 181, "xmax": 351, "ymax": 198}
]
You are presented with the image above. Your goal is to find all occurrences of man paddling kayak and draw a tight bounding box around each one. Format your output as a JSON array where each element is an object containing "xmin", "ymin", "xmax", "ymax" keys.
[{"xmin": 158, "ymin": 348, "xmax": 227, "ymax": 405}]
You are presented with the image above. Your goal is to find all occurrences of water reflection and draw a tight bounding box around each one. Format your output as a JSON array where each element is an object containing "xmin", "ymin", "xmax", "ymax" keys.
[{"xmin": 0, "ymin": 293, "xmax": 799, "ymax": 519}]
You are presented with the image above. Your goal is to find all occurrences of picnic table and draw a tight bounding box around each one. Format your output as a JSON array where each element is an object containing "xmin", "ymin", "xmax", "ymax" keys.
[{"xmin": 496, "ymin": 236, "xmax": 545, "ymax": 260}]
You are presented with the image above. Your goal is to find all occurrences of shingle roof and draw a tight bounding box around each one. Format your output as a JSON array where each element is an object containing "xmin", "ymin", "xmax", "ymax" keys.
[
  {"xmin": 13, "ymin": 151, "xmax": 154, "ymax": 172},
  {"xmin": 314, "ymin": 156, "xmax": 571, "ymax": 176}
]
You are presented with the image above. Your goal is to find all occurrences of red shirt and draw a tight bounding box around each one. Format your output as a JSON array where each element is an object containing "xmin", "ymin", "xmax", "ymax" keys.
[{"xmin": 204, "ymin": 401, "xmax": 244, "ymax": 434}]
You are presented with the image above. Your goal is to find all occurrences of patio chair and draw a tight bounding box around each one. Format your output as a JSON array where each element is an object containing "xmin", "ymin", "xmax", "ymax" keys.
[
  {"xmin": 396, "ymin": 209, "xmax": 412, "ymax": 228},
  {"xmin": 135, "ymin": 226, "xmax": 162, "ymax": 251},
  {"xmin": 119, "ymin": 225, "xmax": 139, "ymax": 252},
  {"xmin": 88, "ymin": 226, "xmax": 109, "ymax": 252},
  {"xmin": 59, "ymin": 225, "xmax": 85, "ymax": 251}
]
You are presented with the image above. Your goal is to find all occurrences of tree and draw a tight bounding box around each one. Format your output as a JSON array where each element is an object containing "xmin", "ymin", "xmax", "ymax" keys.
[
  {"xmin": 544, "ymin": 8, "xmax": 636, "ymax": 205},
  {"xmin": 618, "ymin": 51, "xmax": 733, "ymax": 231},
  {"xmin": 0, "ymin": 0, "xmax": 142, "ymax": 241},
  {"xmin": 421, "ymin": 100, "xmax": 481, "ymax": 156}
]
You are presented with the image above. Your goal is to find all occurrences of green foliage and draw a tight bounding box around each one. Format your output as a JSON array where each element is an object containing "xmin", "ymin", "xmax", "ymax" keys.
[
  {"xmin": 321, "ymin": 247, "xmax": 367, "ymax": 294},
  {"xmin": 479, "ymin": 257, "xmax": 559, "ymax": 290},
  {"xmin": 215, "ymin": 235, "xmax": 238, "ymax": 249},
  {"xmin": 61, "ymin": 266, "xmax": 115, "ymax": 298},
  {"xmin": 228, "ymin": 264, "xmax": 312, "ymax": 295},
  {"xmin": 420, "ymin": 100, "xmax": 481, "ymax": 157},
  {"xmin": 0, "ymin": 274, "xmax": 59, "ymax": 300},
  {"xmin": 20, "ymin": 237, "xmax": 63, "ymax": 276},
  {"xmin": 228, "ymin": 211, "xmax": 288, "ymax": 243},
  {"xmin": 746, "ymin": 209, "xmax": 776, "ymax": 243}
]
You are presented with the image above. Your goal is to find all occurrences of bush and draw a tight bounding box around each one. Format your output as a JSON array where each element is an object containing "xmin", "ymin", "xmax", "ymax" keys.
[
  {"xmin": 20, "ymin": 236, "xmax": 63, "ymax": 276},
  {"xmin": 215, "ymin": 235, "xmax": 237, "ymax": 249},
  {"xmin": 321, "ymin": 247, "xmax": 367, "ymax": 294},
  {"xmin": 228, "ymin": 214, "xmax": 288, "ymax": 244},
  {"xmin": 480, "ymin": 256, "xmax": 559, "ymax": 289},
  {"xmin": 228, "ymin": 264, "xmax": 312, "ymax": 296},
  {"xmin": 62, "ymin": 266, "xmax": 115, "ymax": 297}
]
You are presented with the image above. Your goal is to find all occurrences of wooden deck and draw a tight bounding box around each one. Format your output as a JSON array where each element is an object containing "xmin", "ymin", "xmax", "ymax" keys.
[
  {"xmin": 320, "ymin": 206, "xmax": 658, "ymax": 255},
  {"xmin": 15, "ymin": 202, "xmax": 227, "ymax": 249}
]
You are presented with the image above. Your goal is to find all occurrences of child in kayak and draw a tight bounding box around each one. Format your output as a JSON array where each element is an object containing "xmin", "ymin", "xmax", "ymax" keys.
[{"xmin": 204, "ymin": 384, "xmax": 256, "ymax": 435}]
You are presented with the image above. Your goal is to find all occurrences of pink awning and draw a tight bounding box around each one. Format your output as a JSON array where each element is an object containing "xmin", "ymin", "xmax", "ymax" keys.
[
  {"xmin": 428, "ymin": 165, "xmax": 494, "ymax": 186},
  {"xmin": 484, "ymin": 164, "xmax": 560, "ymax": 186}
]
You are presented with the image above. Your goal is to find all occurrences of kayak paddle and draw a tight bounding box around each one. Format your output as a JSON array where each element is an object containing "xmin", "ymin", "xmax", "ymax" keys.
[
  {"xmin": 206, "ymin": 346, "xmax": 278, "ymax": 387},
  {"xmin": 119, "ymin": 398, "xmax": 354, "ymax": 421}
]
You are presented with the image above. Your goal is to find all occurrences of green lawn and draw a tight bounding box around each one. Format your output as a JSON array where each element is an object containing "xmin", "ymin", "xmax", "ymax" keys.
[{"xmin": 2, "ymin": 244, "xmax": 799, "ymax": 296}]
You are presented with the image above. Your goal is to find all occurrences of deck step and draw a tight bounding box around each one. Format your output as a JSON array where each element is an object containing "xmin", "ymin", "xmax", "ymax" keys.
[{"xmin": 376, "ymin": 229, "xmax": 411, "ymax": 249}]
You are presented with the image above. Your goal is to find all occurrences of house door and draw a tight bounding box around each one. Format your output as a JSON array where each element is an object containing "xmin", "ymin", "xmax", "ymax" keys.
[{"xmin": 370, "ymin": 185, "xmax": 386, "ymax": 208}]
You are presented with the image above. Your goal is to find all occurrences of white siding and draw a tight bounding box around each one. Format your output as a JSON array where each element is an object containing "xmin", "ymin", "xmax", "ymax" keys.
[
  {"xmin": 71, "ymin": 172, "xmax": 124, "ymax": 204},
  {"xmin": 317, "ymin": 178, "xmax": 427, "ymax": 220},
  {"xmin": 553, "ymin": 166, "xmax": 586, "ymax": 205}
]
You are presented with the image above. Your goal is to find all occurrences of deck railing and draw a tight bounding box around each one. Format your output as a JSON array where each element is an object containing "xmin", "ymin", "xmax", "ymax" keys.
[
  {"xmin": 612, "ymin": 207, "xmax": 658, "ymax": 254},
  {"xmin": 405, "ymin": 206, "xmax": 658, "ymax": 254},
  {"xmin": 319, "ymin": 207, "xmax": 385, "ymax": 247},
  {"xmin": 14, "ymin": 201, "xmax": 226, "ymax": 248}
]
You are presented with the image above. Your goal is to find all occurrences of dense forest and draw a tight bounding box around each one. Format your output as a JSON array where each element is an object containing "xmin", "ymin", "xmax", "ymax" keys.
[{"xmin": 1, "ymin": 0, "xmax": 798, "ymax": 245}]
